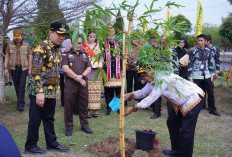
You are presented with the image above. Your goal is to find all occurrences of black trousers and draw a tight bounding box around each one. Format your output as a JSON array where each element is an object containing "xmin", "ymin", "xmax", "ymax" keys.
[
  {"xmin": 104, "ymin": 87, "xmax": 121, "ymax": 110},
  {"xmin": 126, "ymin": 70, "xmax": 139, "ymax": 93},
  {"xmin": 137, "ymin": 82, "xmax": 162, "ymax": 115},
  {"xmin": 150, "ymin": 97, "xmax": 162, "ymax": 116},
  {"xmin": 25, "ymin": 95, "xmax": 59, "ymax": 150},
  {"xmin": 11, "ymin": 67, "xmax": 28, "ymax": 109},
  {"xmin": 60, "ymin": 74, "xmax": 65, "ymax": 106},
  {"xmin": 193, "ymin": 78, "xmax": 216, "ymax": 111},
  {"xmin": 167, "ymin": 96, "xmax": 204, "ymax": 157}
]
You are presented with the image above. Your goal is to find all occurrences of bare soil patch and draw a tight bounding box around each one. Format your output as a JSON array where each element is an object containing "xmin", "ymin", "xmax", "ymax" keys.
[{"xmin": 86, "ymin": 137, "xmax": 166, "ymax": 157}]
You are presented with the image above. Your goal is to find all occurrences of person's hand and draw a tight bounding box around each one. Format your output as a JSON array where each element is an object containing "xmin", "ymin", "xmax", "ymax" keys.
[
  {"xmin": 227, "ymin": 78, "xmax": 231, "ymax": 86},
  {"xmin": 211, "ymin": 76, "xmax": 214, "ymax": 82},
  {"xmin": 141, "ymin": 80, "xmax": 146, "ymax": 84},
  {"xmin": 179, "ymin": 60, "xmax": 187, "ymax": 67},
  {"xmin": 56, "ymin": 90, "xmax": 60, "ymax": 99},
  {"xmin": 80, "ymin": 80, "xmax": 86, "ymax": 87},
  {"xmin": 132, "ymin": 61, "xmax": 137, "ymax": 65},
  {"xmin": 214, "ymin": 73, "xmax": 218, "ymax": 79},
  {"xmin": 36, "ymin": 93, "xmax": 45, "ymax": 107},
  {"xmin": 189, "ymin": 79, "xmax": 193, "ymax": 82},
  {"xmin": 74, "ymin": 75, "xmax": 82, "ymax": 82},
  {"xmin": 125, "ymin": 107, "xmax": 133, "ymax": 116},
  {"xmin": 125, "ymin": 93, "xmax": 132, "ymax": 101},
  {"xmin": 4, "ymin": 68, "xmax": 8, "ymax": 76},
  {"xmin": 28, "ymin": 69, "xmax": 31, "ymax": 76}
]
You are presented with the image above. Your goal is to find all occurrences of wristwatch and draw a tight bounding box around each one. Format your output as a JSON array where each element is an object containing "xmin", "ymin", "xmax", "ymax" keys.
[
  {"xmin": 132, "ymin": 105, "xmax": 137, "ymax": 112},
  {"xmin": 82, "ymin": 74, "xmax": 87, "ymax": 80}
]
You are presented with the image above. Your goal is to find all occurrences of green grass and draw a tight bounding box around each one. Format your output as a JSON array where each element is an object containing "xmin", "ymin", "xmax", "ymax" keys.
[{"xmin": 1, "ymin": 80, "xmax": 232, "ymax": 157}]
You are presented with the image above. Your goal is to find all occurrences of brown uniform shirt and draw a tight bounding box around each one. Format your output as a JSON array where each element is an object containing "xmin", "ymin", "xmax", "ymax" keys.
[
  {"xmin": 6, "ymin": 40, "xmax": 31, "ymax": 66},
  {"xmin": 62, "ymin": 50, "xmax": 91, "ymax": 76}
]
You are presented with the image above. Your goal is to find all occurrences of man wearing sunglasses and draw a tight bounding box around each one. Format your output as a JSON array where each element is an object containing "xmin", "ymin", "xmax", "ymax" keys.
[{"xmin": 4, "ymin": 29, "xmax": 32, "ymax": 111}]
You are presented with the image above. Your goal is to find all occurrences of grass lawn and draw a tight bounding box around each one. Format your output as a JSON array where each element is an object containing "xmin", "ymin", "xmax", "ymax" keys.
[{"xmin": 0, "ymin": 77, "xmax": 232, "ymax": 157}]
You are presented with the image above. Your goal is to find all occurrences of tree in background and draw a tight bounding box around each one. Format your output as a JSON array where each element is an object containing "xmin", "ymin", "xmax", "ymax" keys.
[
  {"xmin": 113, "ymin": 10, "xmax": 124, "ymax": 35},
  {"xmin": 219, "ymin": 13, "xmax": 232, "ymax": 44},
  {"xmin": 220, "ymin": 37, "xmax": 231, "ymax": 52},
  {"xmin": 185, "ymin": 35, "xmax": 197, "ymax": 49},
  {"xmin": 21, "ymin": 27, "xmax": 39, "ymax": 48},
  {"xmin": 172, "ymin": 14, "xmax": 192, "ymax": 39},
  {"xmin": 34, "ymin": 0, "xmax": 65, "ymax": 42},
  {"xmin": 202, "ymin": 23, "xmax": 221, "ymax": 47}
]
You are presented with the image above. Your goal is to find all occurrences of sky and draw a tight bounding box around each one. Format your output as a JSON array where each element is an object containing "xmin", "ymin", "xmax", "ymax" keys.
[
  {"xmin": 6, "ymin": 0, "xmax": 232, "ymax": 38},
  {"xmin": 102, "ymin": 0, "xmax": 232, "ymax": 34}
]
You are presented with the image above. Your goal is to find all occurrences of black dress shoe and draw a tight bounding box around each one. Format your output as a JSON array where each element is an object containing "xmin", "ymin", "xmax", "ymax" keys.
[
  {"xmin": 81, "ymin": 127, "xmax": 93, "ymax": 134},
  {"xmin": 16, "ymin": 107, "xmax": 24, "ymax": 111},
  {"xmin": 8, "ymin": 82, "xmax": 13, "ymax": 86},
  {"xmin": 65, "ymin": 129, "xmax": 72, "ymax": 136},
  {"xmin": 105, "ymin": 110, "xmax": 111, "ymax": 116},
  {"xmin": 25, "ymin": 146, "xmax": 46, "ymax": 154},
  {"xmin": 47, "ymin": 145, "xmax": 69, "ymax": 152},
  {"xmin": 209, "ymin": 110, "xmax": 221, "ymax": 117},
  {"xmin": 150, "ymin": 114, "xmax": 161, "ymax": 119},
  {"xmin": 163, "ymin": 149, "xmax": 179, "ymax": 156}
]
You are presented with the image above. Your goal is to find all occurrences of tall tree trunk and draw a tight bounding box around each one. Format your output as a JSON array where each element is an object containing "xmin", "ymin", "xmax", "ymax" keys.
[{"xmin": 0, "ymin": 33, "xmax": 4, "ymax": 104}]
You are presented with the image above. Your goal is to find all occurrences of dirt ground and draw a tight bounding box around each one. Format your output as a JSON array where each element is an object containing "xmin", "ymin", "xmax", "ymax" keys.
[{"xmin": 85, "ymin": 137, "xmax": 166, "ymax": 157}]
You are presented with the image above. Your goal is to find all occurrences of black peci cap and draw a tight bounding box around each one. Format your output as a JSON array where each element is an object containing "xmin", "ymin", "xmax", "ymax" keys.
[{"xmin": 50, "ymin": 22, "xmax": 67, "ymax": 34}]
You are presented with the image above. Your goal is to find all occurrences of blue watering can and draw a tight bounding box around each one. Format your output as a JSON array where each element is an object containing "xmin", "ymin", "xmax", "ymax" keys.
[{"xmin": 109, "ymin": 97, "xmax": 120, "ymax": 112}]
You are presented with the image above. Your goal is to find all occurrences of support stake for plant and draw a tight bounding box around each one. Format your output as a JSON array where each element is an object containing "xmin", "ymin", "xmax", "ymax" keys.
[{"xmin": 119, "ymin": 1, "xmax": 139, "ymax": 156}]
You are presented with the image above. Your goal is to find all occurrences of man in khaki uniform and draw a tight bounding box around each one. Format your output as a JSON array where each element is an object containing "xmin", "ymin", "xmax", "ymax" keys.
[{"xmin": 5, "ymin": 29, "xmax": 32, "ymax": 111}]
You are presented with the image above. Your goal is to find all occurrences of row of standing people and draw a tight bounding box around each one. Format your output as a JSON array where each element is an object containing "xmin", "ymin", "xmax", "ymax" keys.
[
  {"xmin": 125, "ymin": 34, "xmax": 221, "ymax": 119},
  {"xmin": 2, "ymin": 22, "xmax": 221, "ymax": 155},
  {"xmin": 2, "ymin": 22, "xmax": 126, "ymax": 154}
]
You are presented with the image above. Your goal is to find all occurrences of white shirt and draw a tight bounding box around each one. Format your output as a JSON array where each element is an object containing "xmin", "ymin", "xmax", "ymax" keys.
[{"xmin": 134, "ymin": 73, "xmax": 205, "ymax": 116}]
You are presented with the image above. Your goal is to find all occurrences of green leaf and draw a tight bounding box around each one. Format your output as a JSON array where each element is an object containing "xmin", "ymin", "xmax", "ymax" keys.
[
  {"xmin": 72, "ymin": 29, "xmax": 79, "ymax": 51},
  {"xmin": 144, "ymin": 4, "xmax": 149, "ymax": 11},
  {"xmin": 150, "ymin": 0, "xmax": 158, "ymax": 10},
  {"xmin": 72, "ymin": 29, "xmax": 79, "ymax": 42},
  {"xmin": 89, "ymin": 2, "xmax": 104, "ymax": 11},
  {"xmin": 143, "ymin": 8, "xmax": 162, "ymax": 15},
  {"xmin": 79, "ymin": 28, "xmax": 87, "ymax": 43},
  {"xmin": 92, "ymin": 69, "xmax": 101, "ymax": 82},
  {"xmin": 101, "ymin": 69, "xmax": 108, "ymax": 83}
]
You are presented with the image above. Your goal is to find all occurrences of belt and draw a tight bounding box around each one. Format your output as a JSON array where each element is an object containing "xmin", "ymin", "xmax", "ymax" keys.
[{"xmin": 15, "ymin": 65, "xmax": 21, "ymax": 68}]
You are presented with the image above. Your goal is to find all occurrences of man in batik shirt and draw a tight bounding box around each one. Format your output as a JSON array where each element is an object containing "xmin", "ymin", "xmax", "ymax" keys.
[
  {"xmin": 188, "ymin": 34, "xmax": 220, "ymax": 117},
  {"xmin": 25, "ymin": 22, "xmax": 69, "ymax": 154}
]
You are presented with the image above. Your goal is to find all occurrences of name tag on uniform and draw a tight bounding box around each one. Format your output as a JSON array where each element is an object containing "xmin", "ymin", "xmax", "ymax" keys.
[
  {"xmin": 68, "ymin": 55, "xmax": 74, "ymax": 59},
  {"xmin": 200, "ymin": 63, "xmax": 204, "ymax": 70},
  {"xmin": 83, "ymin": 54, "xmax": 88, "ymax": 59}
]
